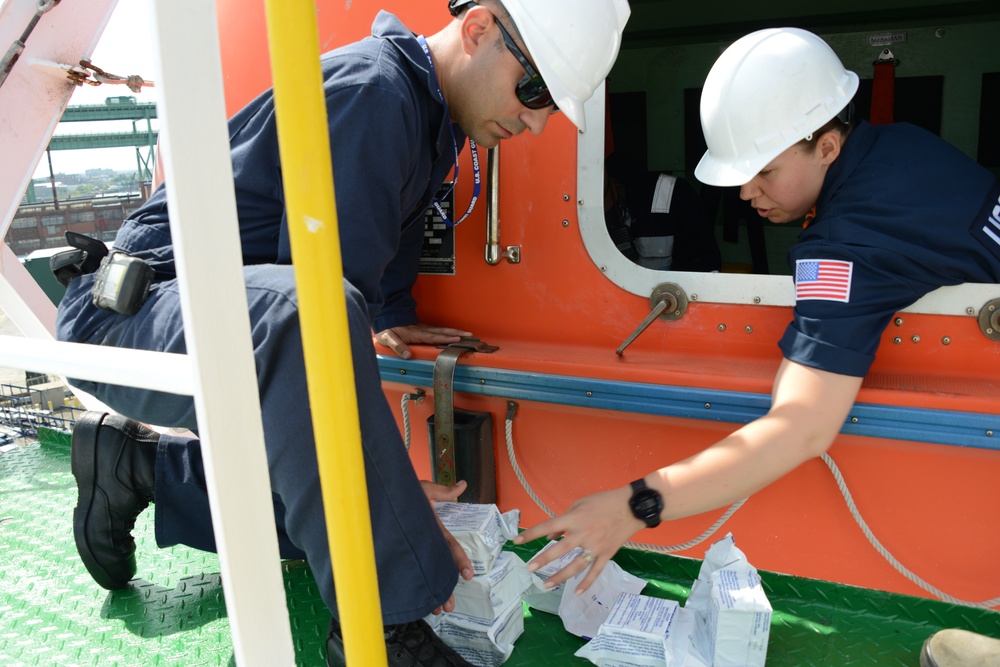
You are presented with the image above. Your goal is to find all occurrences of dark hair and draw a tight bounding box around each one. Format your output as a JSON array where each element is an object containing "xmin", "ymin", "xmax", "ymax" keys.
[
  {"xmin": 448, "ymin": 0, "xmax": 514, "ymax": 52},
  {"xmin": 449, "ymin": 0, "xmax": 508, "ymax": 20},
  {"xmin": 799, "ymin": 102, "xmax": 854, "ymax": 151}
]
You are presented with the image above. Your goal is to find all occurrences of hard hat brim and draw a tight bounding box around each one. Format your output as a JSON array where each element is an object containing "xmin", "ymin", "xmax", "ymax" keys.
[
  {"xmin": 694, "ymin": 152, "xmax": 760, "ymax": 188},
  {"xmin": 553, "ymin": 95, "xmax": 584, "ymax": 131}
]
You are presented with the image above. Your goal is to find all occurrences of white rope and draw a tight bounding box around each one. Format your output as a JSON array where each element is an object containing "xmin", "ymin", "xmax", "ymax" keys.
[
  {"xmin": 502, "ymin": 402, "xmax": 1000, "ymax": 610},
  {"xmin": 504, "ymin": 401, "xmax": 742, "ymax": 548},
  {"xmin": 504, "ymin": 402, "xmax": 558, "ymax": 518},
  {"xmin": 625, "ymin": 498, "xmax": 746, "ymax": 554},
  {"xmin": 821, "ymin": 452, "xmax": 1000, "ymax": 609},
  {"xmin": 399, "ymin": 389, "xmax": 424, "ymax": 452}
]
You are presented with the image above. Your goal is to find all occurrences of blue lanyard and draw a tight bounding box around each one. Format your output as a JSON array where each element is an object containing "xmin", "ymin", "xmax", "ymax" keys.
[{"xmin": 418, "ymin": 35, "xmax": 481, "ymax": 227}]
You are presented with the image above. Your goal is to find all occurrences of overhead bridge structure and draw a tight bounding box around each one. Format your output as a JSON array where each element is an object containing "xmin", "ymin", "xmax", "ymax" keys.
[{"xmin": 45, "ymin": 96, "xmax": 158, "ymax": 179}]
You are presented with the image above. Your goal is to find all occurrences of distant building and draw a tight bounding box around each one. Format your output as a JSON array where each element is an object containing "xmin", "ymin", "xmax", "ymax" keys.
[
  {"xmin": 6, "ymin": 192, "xmax": 148, "ymax": 256},
  {"xmin": 84, "ymin": 168, "xmax": 117, "ymax": 180}
]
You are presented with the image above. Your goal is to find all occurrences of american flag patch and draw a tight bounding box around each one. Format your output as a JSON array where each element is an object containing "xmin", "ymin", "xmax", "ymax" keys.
[{"xmin": 794, "ymin": 259, "xmax": 853, "ymax": 302}]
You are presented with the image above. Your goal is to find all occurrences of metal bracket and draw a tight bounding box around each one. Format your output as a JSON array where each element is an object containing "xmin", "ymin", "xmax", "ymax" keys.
[
  {"xmin": 616, "ymin": 282, "xmax": 689, "ymax": 356},
  {"xmin": 67, "ymin": 59, "xmax": 154, "ymax": 92},
  {"xmin": 875, "ymin": 48, "xmax": 899, "ymax": 65},
  {"xmin": 977, "ymin": 298, "xmax": 1000, "ymax": 342},
  {"xmin": 432, "ymin": 338, "xmax": 498, "ymax": 485},
  {"xmin": 436, "ymin": 336, "xmax": 500, "ymax": 354},
  {"xmin": 26, "ymin": 58, "xmax": 155, "ymax": 91}
]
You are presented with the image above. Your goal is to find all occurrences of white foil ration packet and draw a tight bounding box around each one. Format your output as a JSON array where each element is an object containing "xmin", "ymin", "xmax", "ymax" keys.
[
  {"xmin": 575, "ymin": 593, "xmax": 712, "ymax": 667},
  {"xmin": 523, "ymin": 541, "xmax": 648, "ymax": 623},
  {"xmin": 424, "ymin": 550, "xmax": 533, "ymax": 666},
  {"xmin": 558, "ymin": 563, "xmax": 649, "ymax": 640},
  {"xmin": 685, "ymin": 533, "xmax": 771, "ymax": 667},
  {"xmin": 427, "ymin": 597, "xmax": 525, "ymax": 667},
  {"xmin": 452, "ymin": 550, "xmax": 535, "ymax": 623},
  {"xmin": 555, "ymin": 549, "xmax": 648, "ymax": 639},
  {"xmin": 521, "ymin": 540, "xmax": 575, "ymax": 614},
  {"xmin": 434, "ymin": 502, "xmax": 520, "ymax": 575}
]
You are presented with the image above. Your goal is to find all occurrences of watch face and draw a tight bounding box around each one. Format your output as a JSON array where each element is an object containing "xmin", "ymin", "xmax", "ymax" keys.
[
  {"xmin": 629, "ymin": 479, "xmax": 663, "ymax": 527},
  {"xmin": 633, "ymin": 492, "xmax": 659, "ymax": 515},
  {"xmin": 630, "ymin": 488, "xmax": 663, "ymax": 526}
]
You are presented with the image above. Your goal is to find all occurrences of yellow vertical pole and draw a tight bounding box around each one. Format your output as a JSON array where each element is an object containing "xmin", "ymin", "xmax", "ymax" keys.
[{"xmin": 260, "ymin": 2, "xmax": 387, "ymax": 665}]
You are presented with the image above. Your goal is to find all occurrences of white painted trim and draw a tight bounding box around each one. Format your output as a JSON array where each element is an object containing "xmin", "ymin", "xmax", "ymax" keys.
[{"xmin": 576, "ymin": 85, "xmax": 1000, "ymax": 316}]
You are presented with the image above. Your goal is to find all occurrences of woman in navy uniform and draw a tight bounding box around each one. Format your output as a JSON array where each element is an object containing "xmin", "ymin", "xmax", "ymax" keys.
[{"xmin": 518, "ymin": 27, "xmax": 1000, "ymax": 667}]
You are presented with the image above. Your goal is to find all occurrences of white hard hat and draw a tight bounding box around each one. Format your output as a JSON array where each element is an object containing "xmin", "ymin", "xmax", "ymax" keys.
[
  {"xmin": 501, "ymin": 0, "xmax": 631, "ymax": 131},
  {"xmin": 694, "ymin": 27, "xmax": 859, "ymax": 187}
]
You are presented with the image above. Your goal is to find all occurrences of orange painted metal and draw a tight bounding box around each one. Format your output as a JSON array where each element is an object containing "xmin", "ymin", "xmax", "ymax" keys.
[
  {"xmin": 216, "ymin": 1, "xmax": 1000, "ymax": 608},
  {"xmin": 386, "ymin": 382, "xmax": 1000, "ymax": 606}
]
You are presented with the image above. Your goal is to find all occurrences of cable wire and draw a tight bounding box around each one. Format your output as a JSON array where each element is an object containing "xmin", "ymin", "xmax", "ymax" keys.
[{"xmin": 0, "ymin": 0, "xmax": 62, "ymax": 89}]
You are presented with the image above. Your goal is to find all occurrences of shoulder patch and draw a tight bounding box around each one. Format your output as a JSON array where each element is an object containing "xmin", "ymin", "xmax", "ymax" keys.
[{"xmin": 795, "ymin": 259, "xmax": 853, "ymax": 302}]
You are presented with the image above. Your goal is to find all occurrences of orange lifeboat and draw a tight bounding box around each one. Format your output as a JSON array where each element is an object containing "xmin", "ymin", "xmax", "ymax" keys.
[{"xmin": 215, "ymin": 0, "xmax": 1000, "ymax": 609}]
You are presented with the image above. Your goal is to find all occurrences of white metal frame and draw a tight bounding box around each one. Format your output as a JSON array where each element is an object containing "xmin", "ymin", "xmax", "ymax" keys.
[
  {"xmin": 576, "ymin": 82, "xmax": 1000, "ymax": 316},
  {"xmin": 0, "ymin": 0, "xmax": 294, "ymax": 664}
]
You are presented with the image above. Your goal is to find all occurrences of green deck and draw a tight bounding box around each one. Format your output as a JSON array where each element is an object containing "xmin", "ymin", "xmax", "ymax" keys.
[{"xmin": 2, "ymin": 431, "xmax": 998, "ymax": 666}]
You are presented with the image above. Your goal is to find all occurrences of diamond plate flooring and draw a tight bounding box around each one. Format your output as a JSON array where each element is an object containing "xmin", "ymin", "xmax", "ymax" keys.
[{"xmin": 1, "ymin": 430, "xmax": 997, "ymax": 665}]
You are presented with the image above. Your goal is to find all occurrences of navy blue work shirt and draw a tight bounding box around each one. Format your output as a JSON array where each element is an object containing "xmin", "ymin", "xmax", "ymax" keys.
[
  {"xmin": 110, "ymin": 11, "xmax": 462, "ymax": 333},
  {"xmin": 779, "ymin": 120, "xmax": 1000, "ymax": 377}
]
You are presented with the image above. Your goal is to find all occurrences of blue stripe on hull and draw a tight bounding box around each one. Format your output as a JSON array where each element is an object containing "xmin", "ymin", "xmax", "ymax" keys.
[{"xmin": 378, "ymin": 356, "xmax": 999, "ymax": 451}]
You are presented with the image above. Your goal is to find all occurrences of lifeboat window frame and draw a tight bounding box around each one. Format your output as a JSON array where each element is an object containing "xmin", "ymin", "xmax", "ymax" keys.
[{"xmin": 575, "ymin": 82, "xmax": 998, "ymax": 317}]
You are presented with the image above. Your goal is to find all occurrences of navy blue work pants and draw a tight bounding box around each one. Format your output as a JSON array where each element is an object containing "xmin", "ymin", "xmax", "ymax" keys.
[{"xmin": 57, "ymin": 265, "xmax": 457, "ymax": 624}]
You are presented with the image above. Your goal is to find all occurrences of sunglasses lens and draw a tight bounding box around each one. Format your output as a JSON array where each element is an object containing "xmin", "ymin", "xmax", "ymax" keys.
[{"xmin": 516, "ymin": 73, "xmax": 557, "ymax": 110}]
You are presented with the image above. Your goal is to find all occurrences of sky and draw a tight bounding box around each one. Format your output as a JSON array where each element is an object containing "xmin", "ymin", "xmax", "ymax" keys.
[{"xmin": 32, "ymin": 1, "xmax": 157, "ymax": 179}]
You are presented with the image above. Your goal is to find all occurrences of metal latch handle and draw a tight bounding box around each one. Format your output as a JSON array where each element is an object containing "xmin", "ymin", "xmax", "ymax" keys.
[
  {"xmin": 484, "ymin": 147, "xmax": 521, "ymax": 265},
  {"xmin": 616, "ymin": 282, "xmax": 688, "ymax": 356}
]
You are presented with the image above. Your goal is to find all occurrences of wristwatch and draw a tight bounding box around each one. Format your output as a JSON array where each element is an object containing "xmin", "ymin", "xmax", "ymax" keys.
[{"xmin": 629, "ymin": 478, "xmax": 664, "ymax": 528}]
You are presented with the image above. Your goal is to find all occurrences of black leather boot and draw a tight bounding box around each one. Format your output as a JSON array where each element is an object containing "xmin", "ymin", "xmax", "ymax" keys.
[
  {"xmin": 326, "ymin": 617, "xmax": 474, "ymax": 667},
  {"xmin": 71, "ymin": 411, "xmax": 158, "ymax": 590}
]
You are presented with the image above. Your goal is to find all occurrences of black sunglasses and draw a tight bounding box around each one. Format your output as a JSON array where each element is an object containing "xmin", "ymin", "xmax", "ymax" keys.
[{"xmin": 493, "ymin": 18, "xmax": 557, "ymax": 111}]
